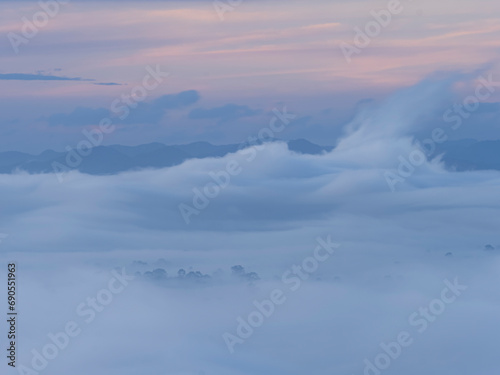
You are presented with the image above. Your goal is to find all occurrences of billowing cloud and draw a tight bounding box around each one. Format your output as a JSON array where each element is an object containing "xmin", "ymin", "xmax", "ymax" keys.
[
  {"xmin": 1, "ymin": 131, "xmax": 499, "ymax": 375},
  {"xmin": 0, "ymin": 9, "xmax": 499, "ymax": 369}
]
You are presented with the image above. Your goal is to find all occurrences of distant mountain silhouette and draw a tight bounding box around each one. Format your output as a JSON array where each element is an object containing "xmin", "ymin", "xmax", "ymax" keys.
[
  {"xmin": 0, "ymin": 139, "xmax": 333, "ymax": 176},
  {"xmin": 1, "ymin": 139, "xmax": 498, "ymax": 176},
  {"xmin": 435, "ymin": 139, "xmax": 500, "ymax": 171}
]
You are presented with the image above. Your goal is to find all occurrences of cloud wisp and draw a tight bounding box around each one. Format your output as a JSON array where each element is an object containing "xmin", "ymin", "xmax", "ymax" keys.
[{"xmin": 0, "ymin": 72, "xmax": 93, "ymax": 81}]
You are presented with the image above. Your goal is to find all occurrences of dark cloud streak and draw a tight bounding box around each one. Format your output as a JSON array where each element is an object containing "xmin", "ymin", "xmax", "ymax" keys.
[{"xmin": 0, "ymin": 73, "xmax": 94, "ymax": 81}]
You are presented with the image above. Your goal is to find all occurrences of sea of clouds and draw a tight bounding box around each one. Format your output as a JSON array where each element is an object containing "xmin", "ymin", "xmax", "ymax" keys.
[{"xmin": 1, "ymin": 74, "xmax": 499, "ymax": 375}]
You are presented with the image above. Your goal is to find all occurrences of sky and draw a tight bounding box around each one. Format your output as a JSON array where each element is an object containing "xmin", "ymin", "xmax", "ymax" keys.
[
  {"xmin": 1, "ymin": 1, "xmax": 500, "ymax": 375},
  {"xmin": 1, "ymin": 0, "xmax": 500, "ymax": 152}
]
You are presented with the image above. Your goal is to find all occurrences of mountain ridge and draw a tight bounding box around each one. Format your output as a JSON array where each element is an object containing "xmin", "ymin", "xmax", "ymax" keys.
[
  {"xmin": 1, "ymin": 139, "xmax": 499, "ymax": 176},
  {"xmin": 0, "ymin": 139, "xmax": 333, "ymax": 175}
]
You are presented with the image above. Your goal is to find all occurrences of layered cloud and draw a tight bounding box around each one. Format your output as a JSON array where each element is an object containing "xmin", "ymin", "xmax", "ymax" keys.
[
  {"xmin": 1, "ymin": 0, "xmax": 500, "ymax": 371},
  {"xmin": 1, "ymin": 74, "xmax": 499, "ymax": 374}
]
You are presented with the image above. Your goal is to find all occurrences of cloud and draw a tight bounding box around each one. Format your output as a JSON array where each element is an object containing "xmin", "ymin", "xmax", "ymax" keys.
[
  {"xmin": 93, "ymin": 82, "xmax": 124, "ymax": 86},
  {"xmin": 189, "ymin": 103, "xmax": 261, "ymax": 122},
  {"xmin": 44, "ymin": 90, "xmax": 201, "ymax": 126},
  {"xmin": 1, "ymin": 138, "xmax": 500, "ymax": 375},
  {"xmin": 1, "ymin": 74, "xmax": 499, "ymax": 375},
  {"xmin": 120, "ymin": 90, "xmax": 201, "ymax": 124},
  {"xmin": 0, "ymin": 73, "xmax": 93, "ymax": 81},
  {"xmin": 152, "ymin": 90, "xmax": 201, "ymax": 110}
]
